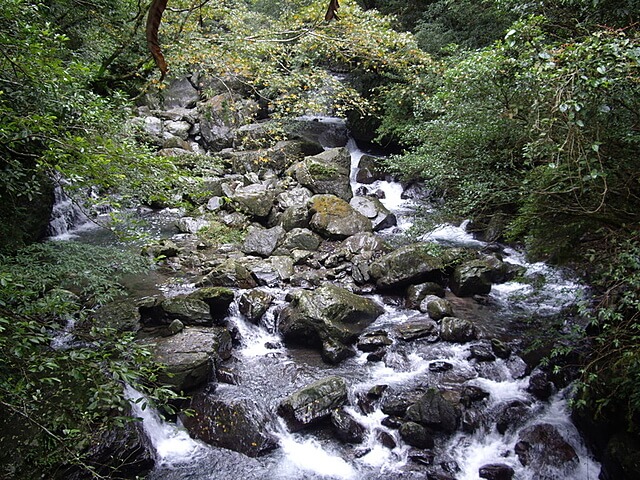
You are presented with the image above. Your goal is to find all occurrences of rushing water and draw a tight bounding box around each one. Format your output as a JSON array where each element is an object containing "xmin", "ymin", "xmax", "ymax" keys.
[{"xmin": 51, "ymin": 126, "xmax": 600, "ymax": 479}]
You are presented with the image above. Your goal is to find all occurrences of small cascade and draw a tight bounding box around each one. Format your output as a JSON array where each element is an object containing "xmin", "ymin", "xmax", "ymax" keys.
[
  {"xmin": 46, "ymin": 181, "xmax": 91, "ymax": 239},
  {"xmin": 124, "ymin": 385, "xmax": 205, "ymax": 467}
]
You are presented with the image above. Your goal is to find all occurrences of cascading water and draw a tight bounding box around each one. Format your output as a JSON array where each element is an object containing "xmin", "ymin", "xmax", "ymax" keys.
[
  {"xmin": 138, "ymin": 133, "xmax": 600, "ymax": 479},
  {"xmin": 46, "ymin": 181, "xmax": 91, "ymax": 239}
]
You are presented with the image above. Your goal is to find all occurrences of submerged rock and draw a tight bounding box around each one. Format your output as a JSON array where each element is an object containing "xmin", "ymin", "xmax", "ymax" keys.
[
  {"xmin": 277, "ymin": 376, "xmax": 348, "ymax": 431},
  {"xmin": 515, "ymin": 423, "xmax": 579, "ymax": 478},
  {"xmin": 479, "ymin": 463, "xmax": 515, "ymax": 480}
]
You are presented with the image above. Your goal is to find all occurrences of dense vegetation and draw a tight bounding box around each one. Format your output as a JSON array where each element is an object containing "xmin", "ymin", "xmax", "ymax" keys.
[{"xmin": 1, "ymin": 0, "xmax": 638, "ymax": 477}]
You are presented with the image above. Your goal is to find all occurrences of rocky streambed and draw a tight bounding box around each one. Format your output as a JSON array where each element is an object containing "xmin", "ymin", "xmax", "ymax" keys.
[{"xmin": 60, "ymin": 76, "xmax": 601, "ymax": 479}]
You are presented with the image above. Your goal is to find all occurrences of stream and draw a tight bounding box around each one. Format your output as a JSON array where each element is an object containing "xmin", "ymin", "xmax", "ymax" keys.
[{"xmin": 52, "ymin": 118, "xmax": 600, "ymax": 480}]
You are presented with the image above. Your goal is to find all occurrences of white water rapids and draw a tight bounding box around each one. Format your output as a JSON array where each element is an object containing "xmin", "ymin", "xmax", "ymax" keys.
[{"xmin": 49, "ymin": 118, "xmax": 600, "ymax": 479}]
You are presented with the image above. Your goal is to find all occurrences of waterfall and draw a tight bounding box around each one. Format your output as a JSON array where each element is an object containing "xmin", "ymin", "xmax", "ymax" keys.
[{"xmin": 46, "ymin": 181, "xmax": 90, "ymax": 239}]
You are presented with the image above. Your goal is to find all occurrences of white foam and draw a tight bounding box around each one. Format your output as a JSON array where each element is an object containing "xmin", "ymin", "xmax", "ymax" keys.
[{"xmin": 420, "ymin": 220, "xmax": 486, "ymax": 248}]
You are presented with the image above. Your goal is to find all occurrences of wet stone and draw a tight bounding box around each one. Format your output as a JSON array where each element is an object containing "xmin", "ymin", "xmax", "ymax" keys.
[
  {"xmin": 491, "ymin": 338, "xmax": 512, "ymax": 359},
  {"xmin": 479, "ymin": 463, "xmax": 515, "ymax": 480},
  {"xmin": 400, "ymin": 421, "xmax": 435, "ymax": 449},
  {"xmin": 429, "ymin": 361, "xmax": 454, "ymax": 373},
  {"xmin": 395, "ymin": 318, "xmax": 439, "ymax": 342},
  {"xmin": 376, "ymin": 429, "xmax": 397, "ymax": 449},
  {"xmin": 357, "ymin": 330, "xmax": 393, "ymax": 352},
  {"xmin": 469, "ymin": 343, "xmax": 497, "ymax": 362},
  {"xmin": 330, "ymin": 409, "xmax": 366, "ymax": 444}
]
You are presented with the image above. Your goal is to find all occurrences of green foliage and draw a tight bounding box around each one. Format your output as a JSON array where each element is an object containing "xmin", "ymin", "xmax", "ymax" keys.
[
  {"xmin": 160, "ymin": 0, "xmax": 432, "ymax": 119},
  {"xmin": 0, "ymin": 242, "xmax": 175, "ymax": 478},
  {"xmin": 571, "ymin": 234, "xmax": 640, "ymax": 430},
  {"xmin": 197, "ymin": 219, "xmax": 247, "ymax": 246}
]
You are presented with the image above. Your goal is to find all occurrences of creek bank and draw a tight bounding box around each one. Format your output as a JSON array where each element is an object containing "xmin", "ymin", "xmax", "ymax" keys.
[{"xmin": 72, "ymin": 75, "xmax": 602, "ymax": 479}]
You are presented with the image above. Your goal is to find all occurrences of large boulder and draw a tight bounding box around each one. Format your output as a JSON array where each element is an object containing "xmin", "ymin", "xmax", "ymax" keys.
[
  {"xmin": 440, "ymin": 317, "xmax": 478, "ymax": 343},
  {"xmin": 187, "ymin": 287, "xmax": 235, "ymax": 322},
  {"xmin": 142, "ymin": 326, "xmax": 232, "ymax": 391},
  {"xmin": 349, "ymin": 196, "xmax": 396, "ymax": 231},
  {"xmin": 278, "ymin": 284, "xmax": 384, "ymax": 358},
  {"xmin": 242, "ymin": 225, "xmax": 285, "ymax": 257},
  {"xmin": 158, "ymin": 296, "xmax": 212, "ymax": 326},
  {"xmin": 449, "ymin": 256, "xmax": 509, "ymax": 297},
  {"xmin": 162, "ymin": 76, "xmax": 199, "ymax": 109},
  {"xmin": 231, "ymin": 183, "xmax": 276, "ymax": 218},
  {"xmin": 198, "ymin": 256, "xmax": 258, "ymax": 289},
  {"xmin": 395, "ymin": 318, "xmax": 439, "ymax": 342},
  {"xmin": 276, "ymin": 228, "xmax": 322, "ymax": 253},
  {"xmin": 277, "ymin": 376, "xmax": 348, "ymax": 431},
  {"xmin": 419, "ymin": 295, "xmax": 454, "ymax": 321},
  {"xmin": 405, "ymin": 389, "xmax": 459, "ymax": 434},
  {"xmin": 199, "ymin": 94, "xmax": 259, "ymax": 151},
  {"xmin": 369, "ymin": 243, "xmax": 446, "ymax": 290},
  {"xmin": 290, "ymin": 148, "xmax": 352, "ymax": 201},
  {"xmin": 355, "ymin": 154, "xmax": 388, "ymax": 184},
  {"xmin": 182, "ymin": 387, "xmax": 277, "ymax": 457},
  {"xmin": 285, "ymin": 117, "xmax": 349, "ymax": 149},
  {"xmin": 308, "ymin": 194, "xmax": 372, "ymax": 240}
]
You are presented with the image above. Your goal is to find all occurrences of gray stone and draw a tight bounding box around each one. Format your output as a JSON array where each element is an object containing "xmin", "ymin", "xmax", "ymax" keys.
[
  {"xmin": 369, "ymin": 243, "xmax": 445, "ymax": 290},
  {"xmin": 183, "ymin": 388, "xmax": 277, "ymax": 457},
  {"xmin": 231, "ymin": 184, "xmax": 276, "ymax": 218},
  {"xmin": 515, "ymin": 423, "xmax": 579, "ymax": 477},
  {"xmin": 278, "ymin": 228, "xmax": 322, "ymax": 252},
  {"xmin": 405, "ymin": 282, "xmax": 446, "ymax": 309},
  {"xmin": 405, "ymin": 389, "xmax": 459, "ymax": 434},
  {"xmin": 163, "ymin": 77, "xmax": 199, "ymax": 109},
  {"xmin": 242, "ymin": 225, "xmax": 285, "ymax": 257},
  {"xmin": 238, "ymin": 289, "xmax": 274, "ymax": 324},
  {"xmin": 277, "ymin": 376, "xmax": 348, "ymax": 431},
  {"xmin": 395, "ymin": 318, "xmax": 439, "ymax": 342},
  {"xmin": 419, "ymin": 295, "xmax": 454, "ymax": 321},
  {"xmin": 349, "ymin": 196, "xmax": 396, "ymax": 231},
  {"xmin": 290, "ymin": 148, "xmax": 352, "ymax": 201},
  {"xmin": 279, "ymin": 284, "xmax": 384, "ymax": 357},
  {"xmin": 440, "ymin": 317, "xmax": 478, "ymax": 343},
  {"xmin": 142, "ymin": 326, "xmax": 232, "ymax": 391}
]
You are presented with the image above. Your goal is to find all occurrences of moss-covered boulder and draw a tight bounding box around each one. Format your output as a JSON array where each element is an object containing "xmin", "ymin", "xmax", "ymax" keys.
[
  {"xmin": 279, "ymin": 284, "xmax": 384, "ymax": 361},
  {"xmin": 277, "ymin": 376, "xmax": 348, "ymax": 431},
  {"xmin": 183, "ymin": 387, "xmax": 277, "ymax": 457},
  {"xmin": 142, "ymin": 326, "xmax": 232, "ymax": 391},
  {"xmin": 369, "ymin": 243, "xmax": 446, "ymax": 290},
  {"xmin": 308, "ymin": 194, "xmax": 372, "ymax": 240},
  {"xmin": 290, "ymin": 148, "xmax": 352, "ymax": 201}
]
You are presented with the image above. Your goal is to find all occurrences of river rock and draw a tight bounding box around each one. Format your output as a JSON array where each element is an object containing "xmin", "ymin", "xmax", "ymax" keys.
[
  {"xmin": 183, "ymin": 388, "xmax": 277, "ymax": 457},
  {"xmin": 277, "ymin": 227, "xmax": 322, "ymax": 252},
  {"xmin": 420, "ymin": 295, "xmax": 453, "ymax": 321},
  {"xmin": 187, "ymin": 287, "xmax": 235, "ymax": 322},
  {"xmin": 440, "ymin": 317, "xmax": 478, "ymax": 343},
  {"xmin": 277, "ymin": 376, "xmax": 348, "ymax": 431},
  {"xmin": 163, "ymin": 76, "xmax": 199, "ymax": 109},
  {"xmin": 491, "ymin": 338, "xmax": 512, "ymax": 359},
  {"xmin": 286, "ymin": 117, "xmax": 349, "ymax": 149},
  {"xmin": 405, "ymin": 389, "xmax": 459, "ymax": 434},
  {"xmin": 141, "ymin": 239, "xmax": 180, "ymax": 259},
  {"xmin": 405, "ymin": 282, "xmax": 446, "ymax": 309},
  {"xmin": 400, "ymin": 421, "xmax": 435, "ymax": 449},
  {"xmin": 515, "ymin": 423, "xmax": 579, "ymax": 476},
  {"xmin": 331, "ymin": 408, "xmax": 366, "ymax": 444},
  {"xmin": 479, "ymin": 463, "xmax": 515, "ymax": 480},
  {"xmin": 142, "ymin": 326, "xmax": 232, "ymax": 391},
  {"xmin": 395, "ymin": 318, "xmax": 439, "ymax": 342},
  {"xmin": 159, "ymin": 296, "xmax": 212, "ymax": 326},
  {"xmin": 322, "ymin": 337, "xmax": 356, "ymax": 364},
  {"xmin": 238, "ymin": 289, "xmax": 274, "ymax": 324},
  {"xmin": 496, "ymin": 400, "xmax": 531, "ymax": 434},
  {"xmin": 349, "ymin": 196, "xmax": 397, "ymax": 231},
  {"xmin": 278, "ymin": 284, "xmax": 384, "ymax": 360},
  {"xmin": 290, "ymin": 148, "xmax": 352, "ymax": 201},
  {"xmin": 308, "ymin": 194, "xmax": 372, "ymax": 240},
  {"xmin": 527, "ymin": 368, "xmax": 554, "ymax": 400},
  {"xmin": 281, "ymin": 204, "xmax": 310, "ymax": 230},
  {"xmin": 355, "ymin": 154, "xmax": 387, "ymax": 184},
  {"xmin": 276, "ymin": 186, "xmax": 314, "ymax": 209},
  {"xmin": 381, "ymin": 390, "xmax": 425, "ymax": 417},
  {"xmin": 68, "ymin": 415, "xmax": 154, "ymax": 479},
  {"xmin": 242, "ymin": 225, "xmax": 285, "ymax": 257},
  {"xmin": 469, "ymin": 342, "xmax": 497, "ymax": 362},
  {"xmin": 449, "ymin": 257, "xmax": 503, "ymax": 297},
  {"xmin": 357, "ymin": 330, "xmax": 393, "ymax": 352},
  {"xmin": 369, "ymin": 243, "xmax": 446, "ymax": 290},
  {"xmin": 342, "ymin": 232, "xmax": 389, "ymax": 256},
  {"xmin": 175, "ymin": 216, "xmax": 209, "ymax": 234},
  {"xmin": 198, "ymin": 256, "xmax": 258, "ymax": 289},
  {"xmin": 231, "ymin": 183, "xmax": 276, "ymax": 218}
]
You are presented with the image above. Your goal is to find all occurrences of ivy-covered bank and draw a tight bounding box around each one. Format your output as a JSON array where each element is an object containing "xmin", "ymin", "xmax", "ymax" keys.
[{"xmin": 1, "ymin": 0, "xmax": 639, "ymax": 478}]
